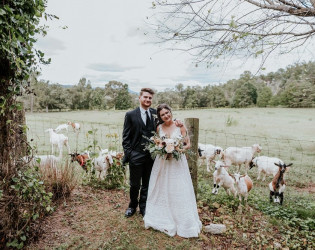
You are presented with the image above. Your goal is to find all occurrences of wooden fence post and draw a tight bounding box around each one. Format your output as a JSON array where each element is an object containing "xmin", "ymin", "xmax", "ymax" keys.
[{"xmin": 184, "ymin": 118, "xmax": 199, "ymax": 197}]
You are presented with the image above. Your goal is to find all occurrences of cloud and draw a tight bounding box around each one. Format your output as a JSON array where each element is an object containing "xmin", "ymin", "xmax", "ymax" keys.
[
  {"xmin": 35, "ymin": 36, "xmax": 66, "ymax": 56},
  {"xmin": 87, "ymin": 63, "xmax": 142, "ymax": 73}
]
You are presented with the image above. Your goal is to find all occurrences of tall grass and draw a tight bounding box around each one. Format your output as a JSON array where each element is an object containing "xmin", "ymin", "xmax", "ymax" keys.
[{"xmin": 39, "ymin": 159, "xmax": 80, "ymax": 201}]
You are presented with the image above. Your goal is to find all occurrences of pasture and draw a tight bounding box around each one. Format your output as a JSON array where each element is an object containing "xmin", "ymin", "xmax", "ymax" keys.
[
  {"xmin": 26, "ymin": 108, "xmax": 315, "ymax": 248},
  {"xmin": 26, "ymin": 108, "xmax": 315, "ymax": 185}
]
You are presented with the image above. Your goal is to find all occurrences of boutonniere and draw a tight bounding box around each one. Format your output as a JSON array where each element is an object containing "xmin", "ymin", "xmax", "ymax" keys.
[{"xmin": 152, "ymin": 114, "xmax": 159, "ymax": 125}]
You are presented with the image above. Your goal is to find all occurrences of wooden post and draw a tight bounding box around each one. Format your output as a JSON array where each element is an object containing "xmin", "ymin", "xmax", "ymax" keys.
[{"xmin": 184, "ymin": 118, "xmax": 199, "ymax": 197}]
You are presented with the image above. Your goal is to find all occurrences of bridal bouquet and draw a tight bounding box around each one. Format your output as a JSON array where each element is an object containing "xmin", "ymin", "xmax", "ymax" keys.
[{"xmin": 144, "ymin": 132, "xmax": 187, "ymax": 160}]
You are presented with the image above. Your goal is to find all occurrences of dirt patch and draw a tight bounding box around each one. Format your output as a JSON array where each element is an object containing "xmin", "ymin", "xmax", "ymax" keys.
[
  {"xmin": 294, "ymin": 182, "xmax": 315, "ymax": 193},
  {"xmin": 28, "ymin": 186, "xmax": 284, "ymax": 249}
]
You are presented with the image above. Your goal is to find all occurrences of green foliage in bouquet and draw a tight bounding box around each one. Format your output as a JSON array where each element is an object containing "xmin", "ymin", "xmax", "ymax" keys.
[{"xmin": 144, "ymin": 132, "xmax": 187, "ymax": 161}]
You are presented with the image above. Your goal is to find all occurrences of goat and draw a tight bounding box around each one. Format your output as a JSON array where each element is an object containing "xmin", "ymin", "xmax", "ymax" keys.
[
  {"xmin": 220, "ymin": 144, "xmax": 262, "ymax": 174},
  {"xmin": 45, "ymin": 128, "xmax": 70, "ymax": 154},
  {"xmin": 232, "ymin": 173, "xmax": 253, "ymax": 203},
  {"xmin": 70, "ymin": 151, "xmax": 90, "ymax": 172},
  {"xmin": 269, "ymin": 162, "xmax": 292, "ymax": 205},
  {"xmin": 212, "ymin": 160, "xmax": 237, "ymax": 197},
  {"xmin": 54, "ymin": 123, "xmax": 69, "ymax": 133},
  {"xmin": 94, "ymin": 149, "xmax": 114, "ymax": 179},
  {"xmin": 109, "ymin": 151, "xmax": 124, "ymax": 163},
  {"xmin": 198, "ymin": 143, "xmax": 223, "ymax": 172},
  {"xmin": 67, "ymin": 121, "xmax": 80, "ymax": 132},
  {"xmin": 250, "ymin": 156, "xmax": 284, "ymax": 181},
  {"xmin": 23, "ymin": 150, "xmax": 62, "ymax": 169}
]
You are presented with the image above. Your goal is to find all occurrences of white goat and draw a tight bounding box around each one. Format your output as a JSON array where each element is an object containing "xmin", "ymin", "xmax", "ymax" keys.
[
  {"xmin": 220, "ymin": 144, "xmax": 262, "ymax": 174},
  {"xmin": 93, "ymin": 149, "xmax": 114, "ymax": 179},
  {"xmin": 68, "ymin": 121, "xmax": 80, "ymax": 132},
  {"xmin": 212, "ymin": 160, "xmax": 237, "ymax": 197},
  {"xmin": 198, "ymin": 143, "xmax": 223, "ymax": 172},
  {"xmin": 269, "ymin": 162, "xmax": 292, "ymax": 205},
  {"xmin": 45, "ymin": 128, "xmax": 70, "ymax": 154},
  {"xmin": 250, "ymin": 156, "xmax": 284, "ymax": 181},
  {"xmin": 23, "ymin": 151, "xmax": 62, "ymax": 169},
  {"xmin": 54, "ymin": 123, "xmax": 69, "ymax": 133},
  {"xmin": 232, "ymin": 173, "xmax": 253, "ymax": 203}
]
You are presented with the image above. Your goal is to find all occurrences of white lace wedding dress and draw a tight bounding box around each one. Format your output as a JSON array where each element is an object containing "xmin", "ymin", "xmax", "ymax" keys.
[{"xmin": 143, "ymin": 126, "xmax": 202, "ymax": 238}]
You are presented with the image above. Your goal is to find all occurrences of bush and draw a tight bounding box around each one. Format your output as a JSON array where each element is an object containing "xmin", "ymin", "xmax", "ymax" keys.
[{"xmin": 0, "ymin": 166, "xmax": 53, "ymax": 249}]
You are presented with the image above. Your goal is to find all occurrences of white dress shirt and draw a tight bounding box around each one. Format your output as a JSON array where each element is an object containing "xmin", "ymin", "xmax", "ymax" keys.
[{"xmin": 139, "ymin": 106, "xmax": 151, "ymax": 125}]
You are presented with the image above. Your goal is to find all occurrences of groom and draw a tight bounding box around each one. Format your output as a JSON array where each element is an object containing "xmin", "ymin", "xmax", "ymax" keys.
[{"xmin": 122, "ymin": 88, "xmax": 157, "ymax": 217}]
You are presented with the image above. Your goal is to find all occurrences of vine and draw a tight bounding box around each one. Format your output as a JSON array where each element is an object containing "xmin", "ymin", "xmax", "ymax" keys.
[{"xmin": 0, "ymin": 0, "xmax": 57, "ymax": 247}]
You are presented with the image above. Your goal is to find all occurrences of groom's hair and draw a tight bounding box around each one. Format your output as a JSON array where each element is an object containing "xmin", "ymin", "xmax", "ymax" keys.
[{"xmin": 140, "ymin": 88, "xmax": 155, "ymax": 96}]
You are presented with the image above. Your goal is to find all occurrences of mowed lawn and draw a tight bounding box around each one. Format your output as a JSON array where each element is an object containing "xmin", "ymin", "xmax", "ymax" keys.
[{"xmin": 26, "ymin": 108, "xmax": 315, "ymax": 249}]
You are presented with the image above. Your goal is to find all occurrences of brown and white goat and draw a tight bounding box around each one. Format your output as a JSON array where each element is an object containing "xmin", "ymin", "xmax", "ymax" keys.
[
  {"xmin": 67, "ymin": 121, "xmax": 80, "ymax": 132},
  {"xmin": 232, "ymin": 173, "xmax": 253, "ymax": 203},
  {"xmin": 269, "ymin": 162, "xmax": 292, "ymax": 205},
  {"xmin": 70, "ymin": 152, "xmax": 90, "ymax": 172}
]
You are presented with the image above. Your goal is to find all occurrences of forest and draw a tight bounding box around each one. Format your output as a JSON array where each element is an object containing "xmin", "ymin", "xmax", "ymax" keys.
[{"xmin": 21, "ymin": 61, "xmax": 315, "ymax": 111}]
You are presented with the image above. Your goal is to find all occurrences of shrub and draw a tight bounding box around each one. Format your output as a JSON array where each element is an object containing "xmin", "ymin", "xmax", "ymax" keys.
[{"xmin": 0, "ymin": 166, "xmax": 53, "ymax": 249}]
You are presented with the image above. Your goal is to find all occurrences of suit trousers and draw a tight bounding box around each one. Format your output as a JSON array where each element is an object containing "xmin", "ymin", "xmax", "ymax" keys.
[{"xmin": 128, "ymin": 154, "xmax": 154, "ymax": 210}]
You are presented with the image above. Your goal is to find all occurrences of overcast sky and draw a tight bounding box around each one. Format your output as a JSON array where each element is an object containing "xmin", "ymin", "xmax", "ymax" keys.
[{"xmin": 36, "ymin": 0, "xmax": 315, "ymax": 92}]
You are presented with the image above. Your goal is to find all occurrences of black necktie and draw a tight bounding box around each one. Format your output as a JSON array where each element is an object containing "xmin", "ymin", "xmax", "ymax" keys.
[{"xmin": 145, "ymin": 111, "xmax": 151, "ymax": 127}]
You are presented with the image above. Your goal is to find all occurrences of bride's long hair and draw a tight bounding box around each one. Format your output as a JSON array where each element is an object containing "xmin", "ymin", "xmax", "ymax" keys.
[{"xmin": 156, "ymin": 103, "xmax": 172, "ymax": 125}]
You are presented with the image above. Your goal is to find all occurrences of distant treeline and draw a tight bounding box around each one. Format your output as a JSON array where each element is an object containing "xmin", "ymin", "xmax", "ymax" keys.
[{"xmin": 21, "ymin": 61, "xmax": 315, "ymax": 111}]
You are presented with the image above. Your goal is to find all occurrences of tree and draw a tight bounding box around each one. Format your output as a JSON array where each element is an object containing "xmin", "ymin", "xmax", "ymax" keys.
[
  {"xmin": 115, "ymin": 84, "xmax": 132, "ymax": 110},
  {"xmin": 0, "ymin": 0, "xmax": 54, "ymax": 246},
  {"xmin": 208, "ymin": 86, "xmax": 228, "ymax": 107},
  {"xmin": 151, "ymin": 0, "xmax": 315, "ymax": 67},
  {"xmin": 257, "ymin": 86, "xmax": 273, "ymax": 107},
  {"xmin": 104, "ymin": 81, "xmax": 132, "ymax": 110},
  {"xmin": 232, "ymin": 82, "xmax": 257, "ymax": 107}
]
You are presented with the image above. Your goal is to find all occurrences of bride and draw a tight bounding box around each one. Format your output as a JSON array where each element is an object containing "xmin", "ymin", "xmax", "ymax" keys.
[{"xmin": 144, "ymin": 104, "xmax": 202, "ymax": 238}]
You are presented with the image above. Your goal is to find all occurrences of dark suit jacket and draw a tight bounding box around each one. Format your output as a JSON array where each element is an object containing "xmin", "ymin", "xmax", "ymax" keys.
[{"xmin": 122, "ymin": 107, "xmax": 157, "ymax": 164}]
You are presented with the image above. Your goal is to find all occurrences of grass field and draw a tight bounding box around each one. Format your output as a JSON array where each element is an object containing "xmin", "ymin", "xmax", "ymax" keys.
[
  {"xmin": 26, "ymin": 108, "xmax": 315, "ymax": 248},
  {"xmin": 26, "ymin": 108, "xmax": 315, "ymax": 184}
]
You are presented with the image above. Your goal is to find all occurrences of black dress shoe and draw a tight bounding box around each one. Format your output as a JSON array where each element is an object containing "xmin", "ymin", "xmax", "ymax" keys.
[
  {"xmin": 139, "ymin": 209, "xmax": 145, "ymax": 217},
  {"xmin": 125, "ymin": 207, "xmax": 136, "ymax": 217}
]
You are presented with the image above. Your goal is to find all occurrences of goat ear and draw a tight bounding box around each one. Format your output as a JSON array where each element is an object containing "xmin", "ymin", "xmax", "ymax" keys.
[
  {"xmin": 274, "ymin": 162, "xmax": 280, "ymax": 167},
  {"xmin": 287, "ymin": 163, "xmax": 293, "ymax": 167}
]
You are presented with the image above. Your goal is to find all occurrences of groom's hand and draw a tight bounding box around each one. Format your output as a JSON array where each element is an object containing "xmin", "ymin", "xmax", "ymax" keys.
[{"xmin": 174, "ymin": 119, "xmax": 184, "ymax": 127}]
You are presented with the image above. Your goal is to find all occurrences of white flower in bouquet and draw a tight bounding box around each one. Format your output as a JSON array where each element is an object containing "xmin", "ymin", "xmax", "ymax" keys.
[{"xmin": 164, "ymin": 138, "xmax": 175, "ymax": 153}]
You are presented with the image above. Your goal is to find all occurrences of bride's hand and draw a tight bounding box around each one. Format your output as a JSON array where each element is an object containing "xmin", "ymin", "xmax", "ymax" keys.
[{"xmin": 174, "ymin": 119, "xmax": 183, "ymax": 127}]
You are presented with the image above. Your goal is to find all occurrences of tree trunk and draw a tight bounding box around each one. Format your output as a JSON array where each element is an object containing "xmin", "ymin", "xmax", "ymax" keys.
[{"xmin": 0, "ymin": 79, "xmax": 27, "ymax": 245}]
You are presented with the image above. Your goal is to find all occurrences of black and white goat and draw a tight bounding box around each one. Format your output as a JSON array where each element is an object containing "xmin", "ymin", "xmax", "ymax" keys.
[{"xmin": 269, "ymin": 162, "xmax": 292, "ymax": 205}]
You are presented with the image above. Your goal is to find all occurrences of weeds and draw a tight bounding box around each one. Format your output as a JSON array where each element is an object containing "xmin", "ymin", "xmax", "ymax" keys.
[
  {"xmin": 40, "ymin": 159, "xmax": 79, "ymax": 201},
  {"xmin": 225, "ymin": 115, "xmax": 238, "ymax": 127}
]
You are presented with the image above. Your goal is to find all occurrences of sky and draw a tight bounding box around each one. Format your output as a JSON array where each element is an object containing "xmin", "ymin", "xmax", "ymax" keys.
[{"xmin": 36, "ymin": 0, "xmax": 315, "ymax": 92}]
